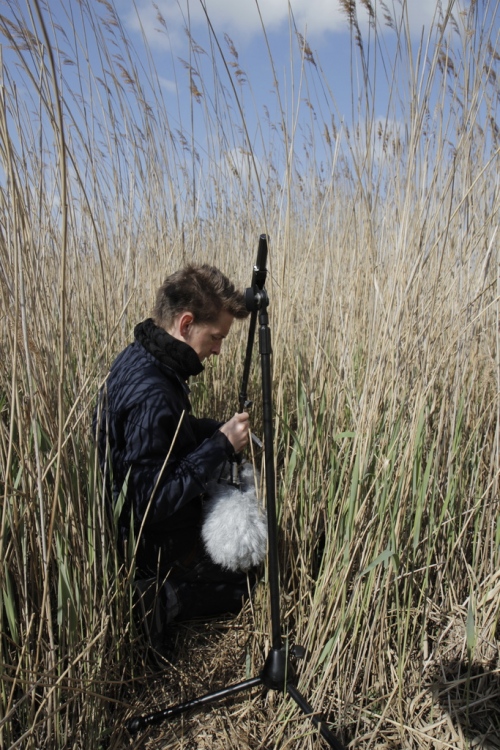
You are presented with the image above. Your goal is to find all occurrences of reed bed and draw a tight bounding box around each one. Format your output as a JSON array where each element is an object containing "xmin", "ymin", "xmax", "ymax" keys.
[{"xmin": 0, "ymin": 0, "xmax": 498, "ymax": 747}]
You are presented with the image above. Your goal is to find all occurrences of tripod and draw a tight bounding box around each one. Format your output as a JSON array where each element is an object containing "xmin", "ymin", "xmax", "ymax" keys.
[{"xmin": 126, "ymin": 235, "xmax": 346, "ymax": 749}]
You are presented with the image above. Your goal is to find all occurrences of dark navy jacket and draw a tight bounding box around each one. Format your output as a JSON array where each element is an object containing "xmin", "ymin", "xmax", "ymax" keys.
[{"xmin": 95, "ymin": 324, "xmax": 234, "ymax": 576}]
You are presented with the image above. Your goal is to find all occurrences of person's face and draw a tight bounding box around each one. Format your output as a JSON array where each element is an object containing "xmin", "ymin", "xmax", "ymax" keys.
[{"xmin": 181, "ymin": 309, "xmax": 234, "ymax": 362}]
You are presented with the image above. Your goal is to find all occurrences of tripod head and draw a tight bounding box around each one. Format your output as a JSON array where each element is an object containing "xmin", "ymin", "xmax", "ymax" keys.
[
  {"xmin": 244, "ymin": 233, "xmax": 268, "ymax": 312},
  {"xmin": 250, "ymin": 233, "xmax": 268, "ymax": 291}
]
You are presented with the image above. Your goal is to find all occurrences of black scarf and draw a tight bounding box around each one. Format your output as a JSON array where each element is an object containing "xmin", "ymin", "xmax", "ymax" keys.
[{"xmin": 134, "ymin": 318, "xmax": 204, "ymax": 381}]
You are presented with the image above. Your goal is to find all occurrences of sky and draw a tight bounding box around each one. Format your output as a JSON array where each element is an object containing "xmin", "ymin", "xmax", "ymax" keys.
[
  {"xmin": 118, "ymin": 0, "xmax": 452, "ymax": 125},
  {"xmin": 1, "ymin": 1, "xmax": 488, "ymax": 156},
  {"xmin": 118, "ymin": 1, "xmax": 500, "ymax": 158},
  {"xmin": 123, "ymin": 0, "xmax": 445, "ymax": 46},
  {"xmin": 103, "ymin": 0, "xmax": 481, "ymax": 178},
  {"xmin": 1, "ymin": 0, "xmax": 498, "ymax": 217}
]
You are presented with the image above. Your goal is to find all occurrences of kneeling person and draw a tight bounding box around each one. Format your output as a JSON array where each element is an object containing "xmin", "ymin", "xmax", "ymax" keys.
[{"xmin": 94, "ymin": 265, "xmax": 254, "ymax": 653}]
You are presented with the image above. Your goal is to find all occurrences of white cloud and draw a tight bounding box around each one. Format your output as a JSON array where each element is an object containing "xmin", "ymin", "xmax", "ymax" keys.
[
  {"xmin": 123, "ymin": 0, "xmax": 343, "ymax": 42},
  {"xmin": 121, "ymin": 0, "xmax": 453, "ymax": 46},
  {"xmin": 224, "ymin": 147, "xmax": 263, "ymax": 184},
  {"xmin": 158, "ymin": 75, "xmax": 178, "ymax": 94}
]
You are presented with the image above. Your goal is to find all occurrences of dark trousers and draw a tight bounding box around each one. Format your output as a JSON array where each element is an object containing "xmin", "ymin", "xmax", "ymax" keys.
[{"xmin": 133, "ymin": 537, "xmax": 253, "ymax": 653}]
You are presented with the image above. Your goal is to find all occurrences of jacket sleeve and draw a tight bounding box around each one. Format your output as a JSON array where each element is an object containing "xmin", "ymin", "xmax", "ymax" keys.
[
  {"xmin": 190, "ymin": 415, "xmax": 225, "ymax": 442},
  {"xmin": 121, "ymin": 393, "xmax": 234, "ymax": 527}
]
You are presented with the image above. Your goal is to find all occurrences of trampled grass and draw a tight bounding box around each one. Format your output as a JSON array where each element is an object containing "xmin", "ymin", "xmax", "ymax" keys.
[{"xmin": 0, "ymin": 0, "xmax": 499, "ymax": 747}]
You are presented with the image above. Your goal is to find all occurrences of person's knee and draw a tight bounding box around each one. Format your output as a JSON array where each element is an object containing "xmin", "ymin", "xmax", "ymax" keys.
[
  {"xmin": 175, "ymin": 579, "xmax": 250, "ymax": 621},
  {"xmin": 133, "ymin": 578, "xmax": 181, "ymax": 644}
]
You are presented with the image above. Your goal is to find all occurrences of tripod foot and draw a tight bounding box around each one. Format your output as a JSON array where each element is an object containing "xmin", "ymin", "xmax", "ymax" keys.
[
  {"xmin": 126, "ymin": 676, "xmax": 262, "ymax": 733},
  {"xmin": 287, "ymin": 683, "xmax": 346, "ymax": 750}
]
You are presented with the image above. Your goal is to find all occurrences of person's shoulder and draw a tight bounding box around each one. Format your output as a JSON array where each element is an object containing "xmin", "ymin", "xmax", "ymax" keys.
[
  {"xmin": 106, "ymin": 341, "xmax": 140, "ymax": 379},
  {"xmin": 110, "ymin": 341, "xmax": 135, "ymax": 367},
  {"xmin": 106, "ymin": 343, "xmax": 182, "ymax": 410},
  {"xmin": 117, "ymin": 341, "xmax": 185, "ymax": 392}
]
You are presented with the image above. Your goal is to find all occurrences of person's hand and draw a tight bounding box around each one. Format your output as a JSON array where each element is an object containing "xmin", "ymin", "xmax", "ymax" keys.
[{"xmin": 220, "ymin": 412, "xmax": 250, "ymax": 453}]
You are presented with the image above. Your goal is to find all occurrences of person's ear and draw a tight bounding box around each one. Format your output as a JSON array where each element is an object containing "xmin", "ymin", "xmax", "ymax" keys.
[{"xmin": 179, "ymin": 312, "xmax": 194, "ymax": 338}]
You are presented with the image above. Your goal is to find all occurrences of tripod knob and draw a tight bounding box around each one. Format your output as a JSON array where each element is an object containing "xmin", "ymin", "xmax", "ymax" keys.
[
  {"xmin": 291, "ymin": 645, "xmax": 306, "ymax": 660},
  {"xmin": 245, "ymin": 285, "xmax": 268, "ymax": 312}
]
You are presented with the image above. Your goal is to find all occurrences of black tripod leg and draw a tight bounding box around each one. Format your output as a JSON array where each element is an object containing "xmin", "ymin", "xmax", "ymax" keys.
[
  {"xmin": 126, "ymin": 676, "xmax": 262, "ymax": 734},
  {"xmin": 287, "ymin": 683, "xmax": 346, "ymax": 750}
]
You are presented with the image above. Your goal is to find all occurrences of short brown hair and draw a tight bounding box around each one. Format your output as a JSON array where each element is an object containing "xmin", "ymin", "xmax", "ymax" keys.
[{"xmin": 152, "ymin": 264, "xmax": 249, "ymax": 328}]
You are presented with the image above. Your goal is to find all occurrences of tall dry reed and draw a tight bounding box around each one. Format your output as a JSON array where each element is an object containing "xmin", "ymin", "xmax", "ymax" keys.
[{"xmin": 0, "ymin": 0, "xmax": 498, "ymax": 747}]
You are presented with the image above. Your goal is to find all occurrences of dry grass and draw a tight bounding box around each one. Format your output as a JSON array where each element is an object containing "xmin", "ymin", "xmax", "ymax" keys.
[{"xmin": 0, "ymin": 0, "xmax": 499, "ymax": 747}]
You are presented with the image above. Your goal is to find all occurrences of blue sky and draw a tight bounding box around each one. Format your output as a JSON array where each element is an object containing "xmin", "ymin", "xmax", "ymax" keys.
[
  {"xmin": 118, "ymin": 0, "xmax": 452, "ymax": 132},
  {"xmin": 98, "ymin": 0, "xmax": 481, "ymax": 184},
  {"xmin": 119, "ymin": 1, "xmax": 499, "ymax": 158},
  {"xmin": 1, "ymin": 0, "xmax": 497, "ymax": 216},
  {"xmin": 1, "ymin": 1, "xmax": 488, "ymax": 157},
  {"xmin": 123, "ymin": 0, "xmax": 444, "ymax": 50}
]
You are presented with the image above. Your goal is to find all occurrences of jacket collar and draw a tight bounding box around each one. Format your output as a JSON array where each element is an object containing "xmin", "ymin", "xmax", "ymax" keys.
[{"xmin": 134, "ymin": 318, "xmax": 204, "ymax": 381}]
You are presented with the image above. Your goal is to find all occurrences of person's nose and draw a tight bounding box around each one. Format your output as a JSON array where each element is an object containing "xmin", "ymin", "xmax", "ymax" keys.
[{"xmin": 211, "ymin": 341, "xmax": 222, "ymax": 356}]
